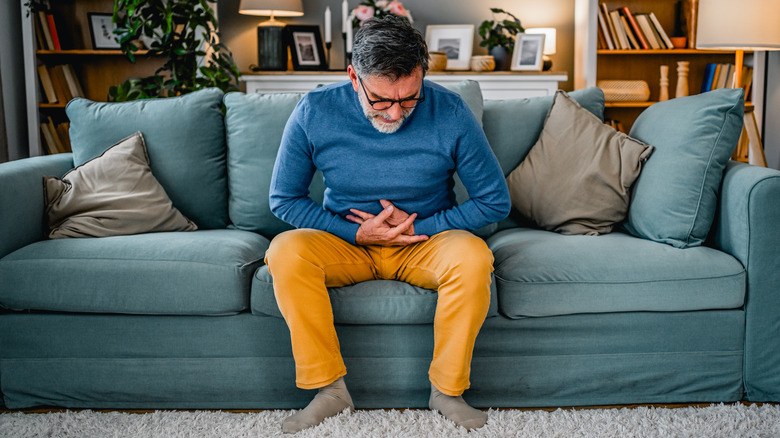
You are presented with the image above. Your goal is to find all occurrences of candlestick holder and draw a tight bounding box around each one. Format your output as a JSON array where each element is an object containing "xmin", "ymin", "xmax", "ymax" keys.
[
  {"xmin": 325, "ymin": 42, "xmax": 332, "ymax": 70},
  {"xmin": 343, "ymin": 32, "xmax": 348, "ymax": 69}
]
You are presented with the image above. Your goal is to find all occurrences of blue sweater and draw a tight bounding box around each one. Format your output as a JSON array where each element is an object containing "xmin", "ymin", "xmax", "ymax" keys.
[{"xmin": 269, "ymin": 80, "xmax": 510, "ymax": 245}]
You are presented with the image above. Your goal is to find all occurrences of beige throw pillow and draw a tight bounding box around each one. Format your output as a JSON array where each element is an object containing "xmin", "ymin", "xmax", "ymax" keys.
[
  {"xmin": 44, "ymin": 131, "xmax": 197, "ymax": 238},
  {"xmin": 506, "ymin": 90, "xmax": 654, "ymax": 235}
]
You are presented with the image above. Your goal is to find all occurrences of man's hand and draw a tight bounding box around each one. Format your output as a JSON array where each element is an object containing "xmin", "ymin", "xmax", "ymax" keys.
[{"xmin": 347, "ymin": 201, "xmax": 428, "ymax": 246}]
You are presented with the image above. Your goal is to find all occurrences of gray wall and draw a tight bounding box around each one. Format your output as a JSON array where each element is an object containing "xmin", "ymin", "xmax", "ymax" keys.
[
  {"xmin": 764, "ymin": 51, "xmax": 780, "ymax": 170},
  {"xmin": 1, "ymin": 0, "xmax": 28, "ymax": 162},
  {"xmin": 218, "ymin": 0, "xmax": 576, "ymax": 91}
]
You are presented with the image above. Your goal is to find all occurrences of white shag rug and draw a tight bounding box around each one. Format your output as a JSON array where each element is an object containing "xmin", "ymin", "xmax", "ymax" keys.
[{"xmin": 2, "ymin": 404, "xmax": 779, "ymax": 438}]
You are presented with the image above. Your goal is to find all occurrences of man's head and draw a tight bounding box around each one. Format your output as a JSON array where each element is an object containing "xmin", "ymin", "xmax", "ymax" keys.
[{"xmin": 348, "ymin": 16, "xmax": 429, "ymax": 134}]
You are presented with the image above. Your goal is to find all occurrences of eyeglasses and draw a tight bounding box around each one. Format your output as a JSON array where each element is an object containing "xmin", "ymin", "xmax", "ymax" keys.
[{"xmin": 357, "ymin": 75, "xmax": 425, "ymax": 111}]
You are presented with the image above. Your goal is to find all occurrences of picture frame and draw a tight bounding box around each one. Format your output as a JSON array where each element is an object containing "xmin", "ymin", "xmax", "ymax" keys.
[
  {"xmin": 285, "ymin": 25, "xmax": 328, "ymax": 71},
  {"xmin": 425, "ymin": 25, "xmax": 474, "ymax": 71},
  {"xmin": 511, "ymin": 33, "xmax": 545, "ymax": 71},
  {"xmin": 87, "ymin": 13, "xmax": 120, "ymax": 50}
]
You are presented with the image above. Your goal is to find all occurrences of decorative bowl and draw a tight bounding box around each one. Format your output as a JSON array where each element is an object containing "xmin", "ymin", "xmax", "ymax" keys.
[{"xmin": 470, "ymin": 55, "xmax": 495, "ymax": 72}]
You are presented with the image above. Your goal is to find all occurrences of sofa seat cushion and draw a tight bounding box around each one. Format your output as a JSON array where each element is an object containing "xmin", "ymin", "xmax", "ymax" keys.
[
  {"xmin": 0, "ymin": 230, "xmax": 267, "ymax": 315},
  {"xmin": 487, "ymin": 227, "xmax": 746, "ymax": 318},
  {"xmin": 251, "ymin": 264, "xmax": 499, "ymax": 324}
]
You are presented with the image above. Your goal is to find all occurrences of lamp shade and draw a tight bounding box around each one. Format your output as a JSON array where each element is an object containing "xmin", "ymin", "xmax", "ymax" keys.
[
  {"xmin": 697, "ymin": 0, "xmax": 780, "ymax": 50},
  {"xmin": 239, "ymin": 0, "xmax": 304, "ymax": 17},
  {"xmin": 525, "ymin": 28, "xmax": 557, "ymax": 55}
]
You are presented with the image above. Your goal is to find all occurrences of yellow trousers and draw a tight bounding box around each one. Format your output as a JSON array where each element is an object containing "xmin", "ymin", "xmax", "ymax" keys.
[{"xmin": 264, "ymin": 228, "xmax": 493, "ymax": 397}]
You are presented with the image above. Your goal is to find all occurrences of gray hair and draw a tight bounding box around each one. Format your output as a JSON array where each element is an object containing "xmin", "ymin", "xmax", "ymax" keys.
[{"xmin": 351, "ymin": 16, "xmax": 429, "ymax": 81}]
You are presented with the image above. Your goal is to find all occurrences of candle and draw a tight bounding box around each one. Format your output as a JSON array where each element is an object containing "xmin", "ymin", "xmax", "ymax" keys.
[
  {"xmin": 346, "ymin": 23, "xmax": 353, "ymax": 53},
  {"xmin": 342, "ymin": 0, "xmax": 349, "ymax": 34},
  {"xmin": 324, "ymin": 6, "xmax": 331, "ymax": 43}
]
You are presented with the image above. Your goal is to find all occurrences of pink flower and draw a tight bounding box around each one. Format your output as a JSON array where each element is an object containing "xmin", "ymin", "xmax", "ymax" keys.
[
  {"xmin": 387, "ymin": 1, "xmax": 408, "ymax": 17},
  {"xmin": 375, "ymin": 1, "xmax": 389, "ymax": 8},
  {"xmin": 354, "ymin": 5, "xmax": 375, "ymax": 22}
]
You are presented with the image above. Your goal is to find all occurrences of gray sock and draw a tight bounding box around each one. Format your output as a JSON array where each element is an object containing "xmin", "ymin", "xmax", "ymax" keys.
[
  {"xmin": 429, "ymin": 383, "xmax": 488, "ymax": 431},
  {"xmin": 282, "ymin": 377, "xmax": 354, "ymax": 434}
]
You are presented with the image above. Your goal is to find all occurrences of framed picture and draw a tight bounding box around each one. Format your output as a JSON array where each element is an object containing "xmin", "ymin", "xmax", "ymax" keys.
[
  {"xmin": 285, "ymin": 25, "xmax": 328, "ymax": 71},
  {"xmin": 425, "ymin": 25, "xmax": 474, "ymax": 71},
  {"xmin": 88, "ymin": 13, "xmax": 120, "ymax": 50},
  {"xmin": 511, "ymin": 33, "xmax": 545, "ymax": 71}
]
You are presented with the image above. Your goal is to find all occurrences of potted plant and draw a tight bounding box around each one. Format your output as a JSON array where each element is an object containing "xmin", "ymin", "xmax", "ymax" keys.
[
  {"xmin": 478, "ymin": 8, "xmax": 524, "ymax": 71},
  {"xmin": 350, "ymin": 0, "xmax": 414, "ymax": 27},
  {"xmin": 109, "ymin": 0, "xmax": 241, "ymax": 101}
]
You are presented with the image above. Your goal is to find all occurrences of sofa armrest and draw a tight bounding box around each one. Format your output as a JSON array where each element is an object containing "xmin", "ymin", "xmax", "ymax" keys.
[
  {"xmin": 0, "ymin": 154, "xmax": 74, "ymax": 259},
  {"xmin": 713, "ymin": 160, "xmax": 780, "ymax": 401}
]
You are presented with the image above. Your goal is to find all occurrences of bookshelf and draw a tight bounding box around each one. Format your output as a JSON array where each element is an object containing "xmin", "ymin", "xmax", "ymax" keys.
[
  {"xmin": 21, "ymin": 0, "xmax": 163, "ymax": 156},
  {"xmin": 574, "ymin": 0, "xmax": 757, "ymax": 132}
]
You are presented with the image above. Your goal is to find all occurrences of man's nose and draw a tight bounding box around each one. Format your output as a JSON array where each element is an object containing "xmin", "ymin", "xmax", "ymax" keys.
[{"xmin": 386, "ymin": 102, "xmax": 403, "ymax": 120}]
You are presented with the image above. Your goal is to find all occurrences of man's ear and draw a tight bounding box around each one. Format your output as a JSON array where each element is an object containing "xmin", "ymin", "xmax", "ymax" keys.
[{"xmin": 347, "ymin": 65, "xmax": 359, "ymax": 92}]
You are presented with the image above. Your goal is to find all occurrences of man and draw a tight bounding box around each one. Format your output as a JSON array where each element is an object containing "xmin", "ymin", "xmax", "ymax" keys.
[{"xmin": 265, "ymin": 16, "xmax": 511, "ymax": 433}]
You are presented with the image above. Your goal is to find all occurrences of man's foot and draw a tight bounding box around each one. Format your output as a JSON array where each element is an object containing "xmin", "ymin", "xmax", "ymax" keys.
[
  {"xmin": 429, "ymin": 383, "xmax": 488, "ymax": 431},
  {"xmin": 282, "ymin": 377, "xmax": 354, "ymax": 434}
]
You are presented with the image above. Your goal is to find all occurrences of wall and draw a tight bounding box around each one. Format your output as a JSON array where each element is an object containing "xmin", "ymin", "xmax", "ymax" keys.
[
  {"xmin": 764, "ymin": 51, "xmax": 780, "ymax": 170},
  {"xmin": 1, "ymin": 0, "xmax": 28, "ymax": 161},
  {"xmin": 218, "ymin": 0, "xmax": 576, "ymax": 91}
]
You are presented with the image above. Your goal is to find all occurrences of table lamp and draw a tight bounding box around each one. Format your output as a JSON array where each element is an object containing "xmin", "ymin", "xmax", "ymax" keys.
[
  {"xmin": 525, "ymin": 28, "xmax": 556, "ymax": 71},
  {"xmin": 239, "ymin": 0, "xmax": 304, "ymax": 71},
  {"xmin": 697, "ymin": 0, "xmax": 780, "ymax": 166}
]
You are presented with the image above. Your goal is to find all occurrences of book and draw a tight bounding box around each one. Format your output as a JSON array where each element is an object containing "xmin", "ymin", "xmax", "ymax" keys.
[
  {"xmin": 46, "ymin": 117, "xmax": 67, "ymax": 153},
  {"xmin": 597, "ymin": 6, "xmax": 614, "ymax": 50},
  {"xmin": 40, "ymin": 122, "xmax": 59, "ymax": 155},
  {"xmin": 37, "ymin": 65, "xmax": 58, "ymax": 103},
  {"xmin": 609, "ymin": 10, "xmax": 630, "ymax": 49},
  {"xmin": 701, "ymin": 63, "xmax": 716, "ymax": 93},
  {"xmin": 601, "ymin": 3, "xmax": 621, "ymax": 50},
  {"xmin": 635, "ymin": 14, "xmax": 661, "ymax": 49},
  {"xmin": 56, "ymin": 122, "xmax": 72, "ymax": 152},
  {"xmin": 62, "ymin": 64, "xmax": 85, "ymax": 98},
  {"xmin": 620, "ymin": 7, "xmax": 649, "ymax": 50},
  {"xmin": 46, "ymin": 13, "xmax": 61, "ymax": 51},
  {"xmin": 49, "ymin": 64, "xmax": 73, "ymax": 103},
  {"xmin": 620, "ymin": 15, "xmax": 639, "ymax": 49},
  {"xmin": 37, "ymin": 11, "xmax": 54, "ymax": 51},
  {"xmin": 648, "ymin": 12, "xmax": 674, "ymax": 49}
]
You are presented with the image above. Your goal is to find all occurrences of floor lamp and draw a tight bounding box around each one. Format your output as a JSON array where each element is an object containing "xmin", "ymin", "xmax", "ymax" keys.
[
  {"xmin": 239, "ymin": 0, "xmax": 304, "ymax": 71},
  {"xmin": 696, "ymin": 0, "xmax": 780, "ymax": 167}
]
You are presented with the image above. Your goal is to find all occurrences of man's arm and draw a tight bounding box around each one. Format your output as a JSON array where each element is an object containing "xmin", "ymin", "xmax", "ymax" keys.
[
  {"xmin": 269, "ymin": 101, "xmax": 361, "ymax": 244},
  {"xmin": 413, "ymin": 103, "xmax": 511, "ymax": 236}
]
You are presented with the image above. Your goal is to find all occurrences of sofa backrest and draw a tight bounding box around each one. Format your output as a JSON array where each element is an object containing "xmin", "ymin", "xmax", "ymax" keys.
[{"xmin": 66, "ymin": 89, "xmax": 229, "ymax": 229}]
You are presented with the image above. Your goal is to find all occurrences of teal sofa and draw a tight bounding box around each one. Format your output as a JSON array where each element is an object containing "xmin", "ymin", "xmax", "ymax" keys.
[{"xmin": 1, "ymin": 83, "xmax": 779, "ymax": 410}]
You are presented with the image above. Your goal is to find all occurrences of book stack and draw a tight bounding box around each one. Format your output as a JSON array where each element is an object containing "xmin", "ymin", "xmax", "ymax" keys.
[
  {"xmin": 40, "ymin": 117, "xmax": 72, "ymax": 155},
  {"xmin": 33, "ymin": 9, "xmax": 64, "ymax": 51},
  {"xmin": 597, "ymin": 3, "xmax": 674, "ymax": 50},
  {"xmin": 37, "ymin": 64, "xmax": 85, "ymax": 105},
  {"xmin": 701, "ymin": 63, "xmax": 753, "ymax": 97}
]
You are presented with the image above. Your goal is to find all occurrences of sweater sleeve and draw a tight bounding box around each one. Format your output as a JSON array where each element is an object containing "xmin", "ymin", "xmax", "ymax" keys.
[
  {"xmin": 268, "ymin": 99, "xmax": 361, "ymax": 244},
  {"xmin": 413, "ymin": 101, "xmax": 511, "ymax": 237}
]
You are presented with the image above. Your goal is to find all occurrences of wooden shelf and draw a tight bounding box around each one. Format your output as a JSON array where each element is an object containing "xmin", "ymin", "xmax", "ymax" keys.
[
  {"xmin": 605, "ymin": 101, "xmax": 654, "ymax": 108},
  {"xmin": 37, "ymin": 49, "xmax": 151, "ymax": 56},
  {"xmin": 598, "ymin": 49, "xmax": 743, "ymax": 55}
]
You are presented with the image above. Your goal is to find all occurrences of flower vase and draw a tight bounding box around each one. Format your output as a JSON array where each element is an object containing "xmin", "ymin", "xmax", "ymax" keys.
[{"xmin": 490, "ymin": 47, "xmax": 511, "ymax": 71}]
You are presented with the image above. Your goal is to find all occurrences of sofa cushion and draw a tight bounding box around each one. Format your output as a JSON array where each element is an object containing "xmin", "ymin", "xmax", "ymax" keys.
[
  {"xmin": 0, "ymin": 230, "xmax": 267, "ymax": 315},
  {"xmin": 506, "ymin": 90, "xmax": 653, "ymax": 236},
  {"xmin": 624, "ymin": 88, "xmax": 745, "ymax": 248},
  {"xmin": 483, "ymin": 86, "xmax": 605, "ymax": 177},
  {"xmin": 250, "ymin": 264, "xmax": 499, "ymax": 323},
  {"xmin": 224, "ymin": 80, "xmax": 485, "ymax": 238},
  {"xmin": 66, "ymin": 88, "xmax": 228, "ymax": 229},
  {"xmin": 487, "ymin": 227, "xmax": 746, "ymax": 318},
  {"xmin": 44, "ymin": 132, "xmax": 197, "ymax": 238}
]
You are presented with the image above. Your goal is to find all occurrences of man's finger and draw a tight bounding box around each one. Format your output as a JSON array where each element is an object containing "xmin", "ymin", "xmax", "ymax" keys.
[
  {"xmin": 346, "ymin": 214, "xmax": 364, "ymax": 224},
  {"xmin": 374, "ymin": 205, "xmax": 394, "ymax": 223},
  {"xmin": 349, "ymin": 208, "xmax": 373, "ymax": 220}
]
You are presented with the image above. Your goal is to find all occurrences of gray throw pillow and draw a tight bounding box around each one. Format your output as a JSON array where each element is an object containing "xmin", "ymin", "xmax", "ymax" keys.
[
  {"xmin": 44, "ymin": 132, "xmax": 197, "ymax": 238},
  {"xmin": 506, "ymin": 90, "xmax": 654, "ymax": 235}
]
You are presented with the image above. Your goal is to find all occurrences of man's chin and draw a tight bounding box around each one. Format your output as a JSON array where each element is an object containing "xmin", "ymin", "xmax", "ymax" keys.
[{"xmin": 370, "ymin": 117, "xmax": 404, "ymax": 134}]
